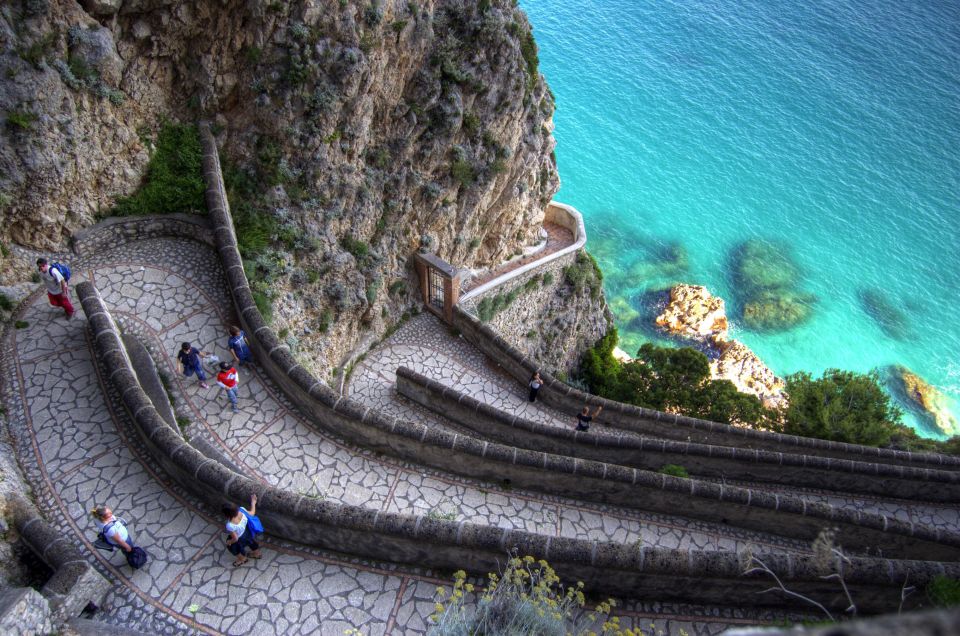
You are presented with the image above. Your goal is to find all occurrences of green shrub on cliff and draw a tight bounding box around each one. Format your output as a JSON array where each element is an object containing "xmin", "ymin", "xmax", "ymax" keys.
[
  {"xmin": 429, "ymin": 557, "xmax": 633, "ymax": 636},
  {"xmin": 578, "ymin": 329, "xmax": 767, "ymax": 426},
  {"xmin": 781, "ymin": 369, "xmax": 902, "ymax": 447},
  {"xmin": 927, "ymin": 575, "xmax": 960, "ymax": 607},
  {"xmin": 659, "ymin": 464, "xmax": 689, "ymax": 478},
  {"xmin": 563, "ymin": 251, "xmax": 603, "ymax": 299},
  {"xmin": 578, "ymin": 334, "xmax": 960, "ymax": 455},
  {"xmin": 112, "ymin": 122, "xmax": 205, "ymax": 217}
]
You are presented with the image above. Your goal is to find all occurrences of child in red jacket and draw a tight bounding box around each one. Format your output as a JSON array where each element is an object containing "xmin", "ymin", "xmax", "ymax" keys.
[{"xmin": 216, "ymin": 362, "xmax": 240, "ymax": 413}]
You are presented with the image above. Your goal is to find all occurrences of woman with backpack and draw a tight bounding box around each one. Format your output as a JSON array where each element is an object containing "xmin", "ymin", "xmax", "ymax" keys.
[
  {"xmin": 222, "ymin": 494, "xmax": 263, "ymax": 566},
  {"xmin": 91, "ymin": 505, "xmax": 148, "ymax": 568}
]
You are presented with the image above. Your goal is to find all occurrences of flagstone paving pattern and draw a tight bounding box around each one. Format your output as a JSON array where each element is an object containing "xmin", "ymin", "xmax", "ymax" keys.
[{"xmin": 3, "ymin": 235, "xmax": 941, "ymax": 634}]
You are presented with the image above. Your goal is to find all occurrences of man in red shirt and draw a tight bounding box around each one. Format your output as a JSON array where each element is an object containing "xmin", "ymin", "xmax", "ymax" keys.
[
  {"xmin": 37, "ymin": 258, "xmax": 74, "ymax": 319},
  {"xmin": 216, "ymin": 361, "xmax": 240, "ymax": 413}
]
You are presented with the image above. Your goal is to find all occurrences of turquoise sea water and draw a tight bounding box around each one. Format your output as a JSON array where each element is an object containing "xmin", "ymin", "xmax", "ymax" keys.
[{"xmin": 521, "ymin": 0, "xmax": 960, "ymax": 438}]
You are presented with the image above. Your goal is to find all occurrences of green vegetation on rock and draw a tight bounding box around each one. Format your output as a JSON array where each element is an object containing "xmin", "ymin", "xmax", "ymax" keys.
[
  {"xmin": 429, "ymin": 557, "xmax": 633, "ymax": 636},
  {"xmin": 112, "ymin": 123, "xmax": 205, "ymax": 217},
  {"xmin": 659, "ymin": 464, "xmax": 689, "ymax": 478},
  {"xmin": 579, "ymin": 328, "xmax": 767, "ymax": 426},
  {"xmin": 578, "ymin": 330, "xmax": 960, "ymax": 453},
  {"xmin": 782, "ymin": 369, "xmax": 902, "ymax": 447},
  {"xmin": 564, "ymin": 251, "xmax": 603, "ymax": 299},
  {"xmin": 5, "ymin": 109, "xmax": 38, "ymax": 131},
  {"xmin": 927, "ymin": 575, "xmax": 960, "ymax": 608}
]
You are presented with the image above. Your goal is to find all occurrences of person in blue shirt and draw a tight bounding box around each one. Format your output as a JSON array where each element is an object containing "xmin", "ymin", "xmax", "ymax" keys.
[
  {"xmin": 228, "ymin": 325, "xmax": 253, "ymax": 366},
  {"xmin": 177, "ymin": 341, "xmax": 209, "ymax": 388}
]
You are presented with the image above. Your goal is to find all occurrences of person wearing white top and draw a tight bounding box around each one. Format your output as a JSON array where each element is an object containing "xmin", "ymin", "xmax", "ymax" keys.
[
  {"xmin": 36, "ymin": 257, "xmax": 75, "ymax": 319},
  {"xmin": 91, "ymin": 505, "xmax": 133, "ymax": 553},
  {"xmin": 222, "ymin": 494, "xmax": 262, "ymax": 566}
]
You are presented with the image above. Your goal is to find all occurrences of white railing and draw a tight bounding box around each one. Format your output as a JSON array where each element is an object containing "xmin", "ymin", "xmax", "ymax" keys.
[{"xmin": 459, "ymin": 201, "xmax": 587, "ymax": 303}]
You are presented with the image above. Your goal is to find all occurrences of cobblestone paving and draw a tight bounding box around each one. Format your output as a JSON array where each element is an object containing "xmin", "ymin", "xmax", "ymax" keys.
[
  {"xmin": 348, "ymin": 313, "xmax": 960, "ymax": 534},
  {"xmin": 0, "ymin": 237, "xmax": 812, "ymax": 634}
]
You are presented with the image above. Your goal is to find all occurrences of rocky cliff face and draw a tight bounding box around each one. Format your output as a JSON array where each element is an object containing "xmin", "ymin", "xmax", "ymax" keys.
[
  {"xmin": 467, "ymin": 250, "xmax": 610, "ymax": 376},
  {"xmin": 1, "ymin": 0, "xmax": 560, "ymax": 376}
]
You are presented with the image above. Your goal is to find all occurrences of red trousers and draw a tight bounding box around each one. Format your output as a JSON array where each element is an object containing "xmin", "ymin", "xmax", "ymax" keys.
[{"xmin": 48, "ymin": 292, "xmax": 74, "ymax": 317}]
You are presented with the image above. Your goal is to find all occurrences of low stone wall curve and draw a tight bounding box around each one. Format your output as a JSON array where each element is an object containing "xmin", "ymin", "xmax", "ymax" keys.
[
  {"xmin": 451, "ymin": 306, "xmax": 960, "ymax": 471},
  {"xmin": 396, "ymin": 366, "xmax": 960, "ymax": 503}
]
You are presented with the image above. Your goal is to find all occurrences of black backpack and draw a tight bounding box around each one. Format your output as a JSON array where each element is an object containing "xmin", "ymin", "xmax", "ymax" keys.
[{"xmin": 126, "ymin": 546, "xmax": 148, "ymax": 569}]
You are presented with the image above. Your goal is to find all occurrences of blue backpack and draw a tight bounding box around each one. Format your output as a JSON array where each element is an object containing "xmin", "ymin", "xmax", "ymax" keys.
[
  {"xmin": 241, "ymin": 508, "xmax": 264, "ymax": 536},
  {"xmin": 50, "ymin": 262, "xmax": 71, "ymax": 282}
]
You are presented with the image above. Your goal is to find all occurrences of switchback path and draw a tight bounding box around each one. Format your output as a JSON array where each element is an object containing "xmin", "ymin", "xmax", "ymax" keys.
[
  {"xmin": 2, "ymin": 237, "xmax": 796, "ymax": 634},
  {"xmin": 347, "ymin": 313, "xmax": 960, "ymax": 532}
]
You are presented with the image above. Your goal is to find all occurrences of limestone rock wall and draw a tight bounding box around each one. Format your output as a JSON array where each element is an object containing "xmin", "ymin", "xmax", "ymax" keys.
[
  {"xmin": 461, "ymin": 251, "xmax": 611, "ymax": 376},
  {"xmin": 0, "ymin": 0, "xmax": 559, "ymax": 377}
]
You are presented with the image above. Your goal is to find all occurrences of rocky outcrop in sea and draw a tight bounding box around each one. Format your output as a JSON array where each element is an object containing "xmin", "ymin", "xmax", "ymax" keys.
[
  {"xmin": 655, "ymin": 284, "xmax": 787, "ymax": 408},
  {"xmin": 892, "ymin": 365, "xmax": 958, "ymax": 437}
]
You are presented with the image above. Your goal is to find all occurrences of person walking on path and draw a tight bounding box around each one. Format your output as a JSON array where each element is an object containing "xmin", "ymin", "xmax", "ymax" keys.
[
  {"xmin": 177, "ymin": 342, "xmax": 209, "ymax": 389},
  {"xmin": 36, "ymin": 258, "xmax": 74, "ymax": 319},
  {"xmin": 92, "ymin": 505, "xmax": 134, "ymax": 553},
  {"xmin": 528, "ymin": 372, "xmax": 543, "ymax": 402},
  {"xmin": 227, "ymin": 325, "xmax": 253, "ymax": 366},
  {"xmin": 216, "ymin": 361, "xmax": 240, "ymax": 413},
  {"xmin": 223, "ymin": 494, "xmax": 262, "ymax": 566},
  {"xmin": 576, "ymin": 405, "xmax": 602, "ymax": 432}
]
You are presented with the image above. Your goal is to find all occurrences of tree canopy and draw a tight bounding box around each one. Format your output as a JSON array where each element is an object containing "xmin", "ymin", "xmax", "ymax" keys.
[
  {"xmin": 576, "ymin": 330, "xmax": 960, "ymax": 454},
  {"xmin": 579, "ymin": 329, "xmax": 766, "ymax": 426},
  {"xmin": 781, "ymin": 369, "xmax": 902, "ymax": 447}
]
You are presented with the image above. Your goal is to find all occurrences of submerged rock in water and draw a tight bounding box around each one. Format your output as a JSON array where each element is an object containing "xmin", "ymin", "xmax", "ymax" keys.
[
  {"xmin": 730, "ymin": 239, "xmax": 800, "ymax": 294},
  {"xmin": 655, "ymin": 284, "xmax": 786, "ymax": 407},
  {"xmin": 891, "ymin": 365, "xmax": 958, "ymax": 437},
  {"xmin": 859, "ymin": 288, "xmax": 910, "ymax": 340},
  {"xmin": 743, "ymin": 290, "xmax": 817, "ymax": 331},
  {"xmin": 609, "ymin": 297, "xmax": 640, "ymax": 326},
  {"xmin": 626, "ymin": 241, "xmax": 690, "ymax": 283},
  {"xmin": 728, "ymin": 239, "xmax": 816, "ymax": 332},
  {"xmin": 655, "ymin": 284, "xmax": 729, "ymax": 340}
]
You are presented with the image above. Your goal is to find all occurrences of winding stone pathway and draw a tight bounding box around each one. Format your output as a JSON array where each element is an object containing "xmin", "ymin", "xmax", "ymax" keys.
[
  {"xmin": 2, "ymin": 236, "xmax": 821, "ymax": 633},
  {"xmin": 348, "ymin": 313, "xmax": 960, "ymax": 533}
]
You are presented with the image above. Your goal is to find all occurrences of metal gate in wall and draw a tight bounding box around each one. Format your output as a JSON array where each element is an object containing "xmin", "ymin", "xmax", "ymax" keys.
[{"xmin": 428, "ymin": 266, "xmax": 445, "ymax": 311}]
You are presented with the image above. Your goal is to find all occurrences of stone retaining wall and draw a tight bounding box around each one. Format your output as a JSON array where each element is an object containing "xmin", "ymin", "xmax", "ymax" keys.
[
  {"xmin": 459, "ymin": 202, "xmax": 586, "ymax": 304},
  {"xmin": 79, "ymin": 251, "xmax": 960, "ymax": 614},
  {"xmin": 457, "ymin": 203, "xmax": 607, "ymax": 375},
  {"xmin": 6, "ymin": 494, "xmax": 110, "ymax": 624},
  {"xmin": 395, "ymin": 366, "xmax": 960, "ymax": 503},
  {"xmin": 196, "ymin": 124, "xmax": 960, "ymax": 563},
  {"xmin": 451, "ymin": 306, "xmax": 960, "ymax": 471},
  {"xmin": 71, "ymin": 214, "xmax": 213, "ymax": 256}
]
